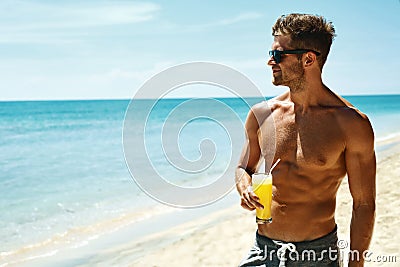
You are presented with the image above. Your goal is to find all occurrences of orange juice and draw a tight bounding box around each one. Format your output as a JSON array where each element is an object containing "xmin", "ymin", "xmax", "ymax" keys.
[{"xmin": 252, "ymin": 174, "xmax": 272, "ymax": 224}]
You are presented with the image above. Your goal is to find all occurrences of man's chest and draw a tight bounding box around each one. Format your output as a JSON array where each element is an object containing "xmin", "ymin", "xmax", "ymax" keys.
[{"xmin": 259, "ymin": 111, "xmax": 346, "ymax": 169}]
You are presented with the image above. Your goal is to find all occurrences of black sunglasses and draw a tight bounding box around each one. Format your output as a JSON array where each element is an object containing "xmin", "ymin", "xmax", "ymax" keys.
[{"xmin": 269, "ymin": 49, "xmax": 321, "ymax": 64}]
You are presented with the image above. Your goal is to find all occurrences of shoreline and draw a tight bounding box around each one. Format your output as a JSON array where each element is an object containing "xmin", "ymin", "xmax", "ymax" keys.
[{"xmin": 2, "ymin": 135, "xmax": 400, "ymax": 267}]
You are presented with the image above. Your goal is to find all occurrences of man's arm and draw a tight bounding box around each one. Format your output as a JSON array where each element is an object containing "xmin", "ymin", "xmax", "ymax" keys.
[
  {"xmin": 344, "ymin": 112, "xmax": 376, "ymax": 267},
  {"xmin": 235, "ymin": 103, "xmax": 269, "ymax": 210}
]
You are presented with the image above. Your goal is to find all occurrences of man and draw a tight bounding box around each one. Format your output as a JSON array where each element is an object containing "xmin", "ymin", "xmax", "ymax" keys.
[{"xmin": 236, "ymin": 14, "xmax": 376, "ymax": 267}]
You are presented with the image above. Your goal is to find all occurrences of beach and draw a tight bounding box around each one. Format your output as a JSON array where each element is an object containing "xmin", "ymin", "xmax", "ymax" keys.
[
  {"xmin": 1, "ymin": 97, "xmax": 400, "ymax": 267},
  {"xmin": 130, "ymin": 139, "xmax": 400, "ymax": 267},
  {"xmin": 4, "ymin": 145, "xmax": 399, "ymax": 266}
]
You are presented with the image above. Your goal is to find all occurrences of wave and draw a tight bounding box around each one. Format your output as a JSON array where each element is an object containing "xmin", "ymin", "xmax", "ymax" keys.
[
  {"xmin": 376, "ymin": 131, "xmax": 400, "ymax": 145},
  {"xmin": 0, "ymin": 204, "xmax": 175, "ymax": 266}
]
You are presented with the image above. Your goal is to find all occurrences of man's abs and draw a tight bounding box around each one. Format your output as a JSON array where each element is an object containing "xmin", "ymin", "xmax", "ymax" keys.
[
  {"xmin": 257, "ymin": 198, "xmax": 338, "ymax": 242},
  {"xmin": 257, "ymin": 164, "xmax": 345, "ymax": 242}
]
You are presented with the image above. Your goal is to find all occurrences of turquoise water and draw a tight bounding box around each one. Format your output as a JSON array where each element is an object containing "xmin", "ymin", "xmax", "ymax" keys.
[
  {"xmin": 0, "ymin": 95, "xmax": 399, "ymax": 264},
  {"xmin": 0, "ymin": 101, "xmax": 136, "ymax": 255}
]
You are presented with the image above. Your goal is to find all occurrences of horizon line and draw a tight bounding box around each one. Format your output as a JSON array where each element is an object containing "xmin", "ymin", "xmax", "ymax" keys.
[{"xmin": 1, "ymin": 93, "xmax": 399, "ymax": 103}]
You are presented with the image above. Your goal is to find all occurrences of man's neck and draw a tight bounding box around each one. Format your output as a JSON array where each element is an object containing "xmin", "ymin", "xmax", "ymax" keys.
[{"xmin": 287, "ymin": 77, "xmax": 327, "ymax": 112}]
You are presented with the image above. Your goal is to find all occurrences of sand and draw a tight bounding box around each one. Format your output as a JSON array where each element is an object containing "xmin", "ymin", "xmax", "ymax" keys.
[{"xmin": 132, "ymin": 142, "xmax": 400, "ymax": 267}]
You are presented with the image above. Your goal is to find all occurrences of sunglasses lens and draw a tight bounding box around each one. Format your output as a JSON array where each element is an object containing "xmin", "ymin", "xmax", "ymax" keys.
[{"xmin": 269, "ymin": 51, "xmax": 281, "ymax": 63}]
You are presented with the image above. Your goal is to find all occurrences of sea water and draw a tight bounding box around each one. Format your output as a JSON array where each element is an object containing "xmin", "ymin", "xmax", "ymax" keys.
[{"xmin": 0, "ymin": 95, "xmax": 399, "ymax": 265}]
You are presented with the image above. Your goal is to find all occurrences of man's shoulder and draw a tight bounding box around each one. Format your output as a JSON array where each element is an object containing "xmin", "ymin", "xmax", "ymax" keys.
[
  {"xmin": 320, "ymin": 92, "xmax": 370, "ymax": 124},
  {"xmin": 333, "ymin": 104, "xmax": 370, "ymax": 125},
  {"xmin": 333, "ymin": 104, "xmax": 374, "ymax": 145},
  {"xmin": 247, "ymin": 96, "xmax": 287, "ymax": 129},
  {"xmin": 251, "ymin": 99, "xmax": 276, "ymax": 114},
  {"xmin": 251, "ymin": 92, "xmax": 291, "ymax": 112}
]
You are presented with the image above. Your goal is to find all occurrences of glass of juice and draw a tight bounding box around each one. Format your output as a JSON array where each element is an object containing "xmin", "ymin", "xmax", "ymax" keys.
[{"xmin": 252, "ymin": 173, "xmax": 273, "ymax": 224}]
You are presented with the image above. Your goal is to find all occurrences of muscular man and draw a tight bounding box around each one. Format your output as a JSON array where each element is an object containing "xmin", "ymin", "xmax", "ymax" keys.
[{"xmin": 236, "ymin": 14, "xmax": 376, "ymax": 267}]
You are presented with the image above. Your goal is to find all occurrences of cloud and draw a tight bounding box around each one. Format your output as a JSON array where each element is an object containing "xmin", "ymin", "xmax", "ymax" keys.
[
  {"xmin": 0, "ymin": 1, "xmax": 160, "ymax": 44},
  {"xmin": 0, "ymin": 0, "xmax": 160, "ymax": 31},
  {"xmin": 217, "ymin": 12, "xmax": 263, "ymax": 26},
  {"xmin": 158, "ymin": 11, "xmax": 263, "ymax": 34}
]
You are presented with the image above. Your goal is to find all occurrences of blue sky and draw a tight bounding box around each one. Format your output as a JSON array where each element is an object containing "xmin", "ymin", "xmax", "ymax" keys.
[{"xmin": 1, "ymin": 0, "xmax": 399, "ymax": 100}]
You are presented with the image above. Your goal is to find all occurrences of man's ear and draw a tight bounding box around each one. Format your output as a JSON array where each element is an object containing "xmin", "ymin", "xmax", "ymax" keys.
[{"xmin": 304, "ymin": 52, "xmax": 316, "ymax": 67}]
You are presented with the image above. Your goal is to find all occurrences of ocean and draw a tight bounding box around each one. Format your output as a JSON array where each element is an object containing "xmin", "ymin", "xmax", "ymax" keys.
[{"xmin": 1, "ymin": 95, "xmax": 399, "ymax": 266}]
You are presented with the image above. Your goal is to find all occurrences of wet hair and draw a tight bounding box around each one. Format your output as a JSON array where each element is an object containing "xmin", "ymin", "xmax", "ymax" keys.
[{"xmin": 272, "ymin": 13, "xmax": 336, "ymax": 70}]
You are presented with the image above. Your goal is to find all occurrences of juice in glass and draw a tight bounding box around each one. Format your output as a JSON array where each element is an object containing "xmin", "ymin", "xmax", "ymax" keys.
[{"xmin": 252, "ymin": 173, "xmax": 273, "ymax": 224}]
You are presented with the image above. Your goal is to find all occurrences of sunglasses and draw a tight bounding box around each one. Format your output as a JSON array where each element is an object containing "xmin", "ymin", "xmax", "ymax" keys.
[{"xmin": 269, "ymin": 49, "xmax": 321, "ymax": 64}]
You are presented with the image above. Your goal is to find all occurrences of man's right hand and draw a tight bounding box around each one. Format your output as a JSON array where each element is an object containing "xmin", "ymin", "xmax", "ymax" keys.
[{"xmin": 240, "ymin": 185, "xmax": 264, "ymax": 211}]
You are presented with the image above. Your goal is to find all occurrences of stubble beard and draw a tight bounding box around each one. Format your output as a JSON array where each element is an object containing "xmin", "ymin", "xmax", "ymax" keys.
[{"xmin": 272, "ymin": 61, "xmax": 305, "ymax": 92}]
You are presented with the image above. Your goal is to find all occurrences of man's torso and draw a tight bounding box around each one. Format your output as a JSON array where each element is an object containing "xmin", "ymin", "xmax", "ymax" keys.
[{"xmin": 256, "ymin": 96, "xmax": 353, "ymax": 241}]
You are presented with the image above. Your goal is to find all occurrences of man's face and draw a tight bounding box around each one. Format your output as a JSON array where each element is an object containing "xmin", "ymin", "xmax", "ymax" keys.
[{"xmin": 268, "ymin": 35, "xmax": 305, "ymax": 88}]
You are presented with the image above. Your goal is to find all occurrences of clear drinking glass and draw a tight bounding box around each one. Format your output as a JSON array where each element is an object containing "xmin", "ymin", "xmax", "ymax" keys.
[{"xmin": 252, "ymin": 173, "xmax": 273, "ymax": 224}]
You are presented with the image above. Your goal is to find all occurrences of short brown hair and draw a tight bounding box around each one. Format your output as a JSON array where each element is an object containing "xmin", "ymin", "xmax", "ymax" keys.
[{"xmin": 272, "ymin": 13, "xmax": 336, "ymax": 70}]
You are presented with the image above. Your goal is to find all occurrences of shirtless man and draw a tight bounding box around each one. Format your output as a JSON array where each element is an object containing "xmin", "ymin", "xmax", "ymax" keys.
[{"xmin": 236, "ymin": 14, "xmax": 376, "ymax": 267}]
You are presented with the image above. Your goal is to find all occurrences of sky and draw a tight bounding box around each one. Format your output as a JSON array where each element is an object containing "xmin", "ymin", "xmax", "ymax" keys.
[{"xmin": 0, "ymin": 0, "xmax": 399, "ymax": 100}]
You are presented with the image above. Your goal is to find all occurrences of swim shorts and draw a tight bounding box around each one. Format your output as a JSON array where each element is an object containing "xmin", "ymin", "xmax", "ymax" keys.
[{"xmin": 238, "ymin": 226, "xmax": 342, "ymax": 267}]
